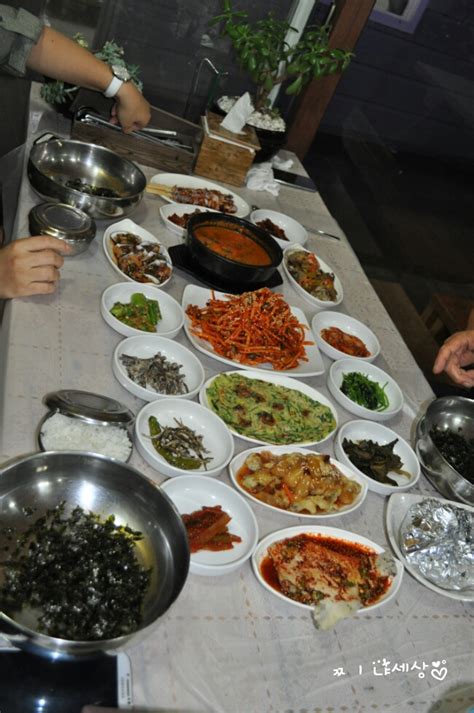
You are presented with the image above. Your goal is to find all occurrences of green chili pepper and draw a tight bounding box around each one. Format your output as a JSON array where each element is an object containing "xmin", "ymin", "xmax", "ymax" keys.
[{"xmin": 148, "ymin": 416, "xmax": 203, "ymax": 470}]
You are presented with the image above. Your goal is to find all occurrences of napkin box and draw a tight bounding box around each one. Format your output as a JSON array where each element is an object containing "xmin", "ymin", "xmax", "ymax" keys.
[{"xmin": 194, "ymin": 111, "xmax": 260, "ymax": 187}]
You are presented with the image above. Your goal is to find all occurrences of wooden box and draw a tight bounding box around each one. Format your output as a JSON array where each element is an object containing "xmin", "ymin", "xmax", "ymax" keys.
[
  {"xmin": 70, "ymin": 89, "xmax": 202, "ymax": 173},
  {"xmin": 194, "ymin": 111, "xmax": 260, "ymax": 187}
]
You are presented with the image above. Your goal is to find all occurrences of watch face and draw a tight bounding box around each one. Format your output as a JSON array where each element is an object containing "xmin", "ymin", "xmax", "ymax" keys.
[{"xmin": 112, "ymin": 64, "xmax": 131, "ymax": 82}]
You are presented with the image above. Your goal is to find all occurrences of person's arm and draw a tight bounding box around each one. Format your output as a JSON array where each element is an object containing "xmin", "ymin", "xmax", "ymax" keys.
[
  {"xmin": 26, "ymin": 26, "xmax": 150, "ymax": 133},
  {"xmin": 0, "ymin": 236, "xmax": 71, "ymax": 298}
]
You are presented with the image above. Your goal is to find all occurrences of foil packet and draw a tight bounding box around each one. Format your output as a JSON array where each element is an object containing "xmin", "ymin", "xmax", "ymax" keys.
[{"xmin": 400, "ymin": 498, "xmax": 474, "ymax": 591}]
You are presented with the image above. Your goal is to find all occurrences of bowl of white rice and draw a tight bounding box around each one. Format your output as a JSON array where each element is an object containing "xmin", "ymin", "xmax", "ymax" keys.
[{"xmin": 38, "ymin": 389, "xmax": 135, "ymax": 462}]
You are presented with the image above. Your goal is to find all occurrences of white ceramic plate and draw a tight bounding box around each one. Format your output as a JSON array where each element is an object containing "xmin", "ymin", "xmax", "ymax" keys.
[
  {"xmin": 335, "ymin": 420, "xmax": 420, "ymax": 495},
  {"xmin": 328, "ymin": 358, "xmax": 404, "ymax": 422},
  {"xmin": 199, "ymin": 369, "xmax": 338, "ymax": 447},
  {"xmin": 283, "ymin": 246, "xmax": 343, "ymax": 311},
  {"xmin": 150, "ymin": 173, "xmax": 250, "ymax": 218},
  {"xmin": 182, "ymin": 284, "xmax": 325, "ymax": 377},
  {"xmin": 159, "ymin": 203, "xmax": 219, "ymax": 239},
  {"xmin": 113, "ymin": 335, "xmax": 205, "ymax": 402},
  {"xmin": 250, "ymin": 209, "xmax": 308, "ymax": 249},
  {"xmin": 103, "ymin": 218, "xmax": 172, "ymax": 287},
  {"xmin": 311, "ymin": 311, "xmax": 380, "ymax": 363},
  {"xmin": 386, "ymin": 493, "xmax": 474, "ymax": 602},
  {"xmin": 161, "ymin": 475, "xmax": 258, "ymax": 576},
  {"xmin": 134, "ymin": 398, "xmax": 234, "ymax": 478},
  {"xmin": 229, "ymin": 445, "xmax": 367, "ymax": 518},
  {"xmin": 101, "ymin": 282, "xmax": 184, "ymax": 339},
  {"xmin": 252, "ymin": 524, "xmax": 403, "ymax": 611}
]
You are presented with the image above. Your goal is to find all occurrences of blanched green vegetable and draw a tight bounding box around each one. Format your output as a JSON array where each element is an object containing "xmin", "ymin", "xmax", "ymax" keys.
[{"xmin": 341, "ymin": 372, "xmax": 389, "ymax": 411}]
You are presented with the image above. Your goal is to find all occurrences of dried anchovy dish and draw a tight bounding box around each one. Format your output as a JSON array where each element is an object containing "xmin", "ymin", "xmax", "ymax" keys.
[
  {"xmin": 0, "ymin": 503, "xmax": 151, "ymax": 641},
  {"xmin": 148, "ymin": 415, "xmax": 212, "ymax": 470},
  {"xmin": 120, "ymin": 351, "xmax": 188, "ymax": 395}
]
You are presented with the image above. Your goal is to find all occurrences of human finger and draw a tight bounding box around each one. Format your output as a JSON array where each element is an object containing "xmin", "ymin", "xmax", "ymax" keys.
[
  {"xmin": 25, "ymin": 248, "xmax": 65, "ymax": 269},
  {"xmin": 445, "ymin": 358, "xmax": 474, "ymax": 387},
  {"xmin": 30, "ymin": 265, "xmax": 61, "ymax": 283},
  {"xmin": 22, "ymin": 235, "xmax": 73, "ymax": 255}
]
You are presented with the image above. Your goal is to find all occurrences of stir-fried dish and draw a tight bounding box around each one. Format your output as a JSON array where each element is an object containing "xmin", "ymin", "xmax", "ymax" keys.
[
  {"xmin": 120, "ymin": 352, "xmax": 188, "ymax": 395},
  {"xmin": 148, "ymin": 415, "xmax": 211, "ymax": 470},
  {"xmin": 237, "ymin": 451, "xmax": 361, "ymax": 514},
  {"xmin": 182, "ymin": 505, "xmax": 241, "ymax": 553},
  {"xmin": 342, "ymin": 438, "xmax": 411, "ymax": 486},
  {"xmin": 111, "ymin": 293, "xmax": 161, "ymax": 332},
  {"xmin": 321, "ymin": 326, "xmax": 371, "ymax": 358},
  {"xmin": 286, "ymin": 250, "xmax": 337, "ymax": 302},
  {"xmin": 110, "ymin": 231, "xmax": 172, "ymax": 284},
  {"xmin": 171, "ymin": 186, "xmax": 236, "ymax": 213},
  {"xmin": 256, "ymin": 218, "xmax": 288, "ymax": 241},
  {"xmin": 206, "ymin": 373, "xmax": 336, "ymax": 444},
  {"xmin": 168, "ymin": 209, "xmax": 202, "ymax": 228},
  {"xmin": 185, "ymin": 287, "xmax": 311, "ymax": 370}
]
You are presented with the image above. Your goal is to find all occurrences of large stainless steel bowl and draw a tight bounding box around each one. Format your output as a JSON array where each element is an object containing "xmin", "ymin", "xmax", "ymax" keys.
[
  {"xmin": 28, "ymin": 135, "xmax": 146, "ymax": 219},
  {"xmin": 415, "ymin": 396, "xmax": 474, "ymax": 505},
  {"xmin": 0, "ymin": 451, "xmax": 189, "ymax": 660}
]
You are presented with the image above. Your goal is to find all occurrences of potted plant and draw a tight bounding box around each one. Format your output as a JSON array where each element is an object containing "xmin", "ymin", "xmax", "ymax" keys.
[
  {"xmin": 40, "ymin": 34, "xmax": 143, "ymax": 114},
  {"xmin": 210, "ymin": 1, "xmax": 352, "ymax": 160}
]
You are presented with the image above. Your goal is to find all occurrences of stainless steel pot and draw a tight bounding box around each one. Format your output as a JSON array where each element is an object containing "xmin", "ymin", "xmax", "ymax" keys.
[
  {"xmin": 28, "ymin": 134, "xmax": 146, "ymax": 219},
  {"xmin": 0, "ymin": 451, "xmax": 189, "ymax": 660}
]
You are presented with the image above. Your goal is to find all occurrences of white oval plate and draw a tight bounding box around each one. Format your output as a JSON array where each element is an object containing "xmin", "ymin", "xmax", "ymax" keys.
[
  {"xmin": 103, "ymin": 218, "xmax": 172, "ymax": 287},
  {"xmin": 113, "ymin": 335, "xmax": 205, "ymax": 402},
  {"xmin": 386, "ymin": 493, "xmax": 474, "ymax": 602},
  {"xmin": 159, "ymin": 203, "xmax": 219, "ymax": 239},
  {"xmin": 199, "ymin": 369, "xmax": 338, "ymax": 447},
  {"xmin": 311, "ymin": 311, "xmax": 380, "ymax": 363},
  {"xmin": 161, "ymin": 475, "xmax": 258, "ymax": 576},
  {"xmin": 283, "ymin": 246, "xmax": 343, "ymax": 311},
  {"xmin": 182, "ymin": 284, "xmax": 325, "ymax": 377},
  {"xmin": 252, "ymin": 525, "xmax": 403, "ymax": 611},
  {"xmin": 229, "ymin": 445, "xmax": 367, "ymax": 518},
  {"xmin": 150, "ymin": 173, "xmax": 250, "ymax": 218},
  {"xmin": 101, "ymin": 282, "xmax": 184, "ymax": 339}
]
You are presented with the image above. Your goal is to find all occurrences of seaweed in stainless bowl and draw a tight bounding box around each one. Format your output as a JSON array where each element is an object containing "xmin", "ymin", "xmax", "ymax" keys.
[
  {"xmin": 65, "ymin": 178, "xmax": 120, "ymax": 198},
  {"xmin": 429, "ymin": 426, "xmax": 474, "ymax": 484}
]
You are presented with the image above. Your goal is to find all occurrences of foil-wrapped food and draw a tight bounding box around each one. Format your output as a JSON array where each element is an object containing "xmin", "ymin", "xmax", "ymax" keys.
[{"xmin": 400, "ymin": 498, "xmax": 473, "ymax": 591}]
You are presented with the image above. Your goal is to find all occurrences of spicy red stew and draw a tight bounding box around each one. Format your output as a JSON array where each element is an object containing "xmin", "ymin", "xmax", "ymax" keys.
[{"xmin": 194, "ymin": 225, "xmax": 272, "ymax": 266}]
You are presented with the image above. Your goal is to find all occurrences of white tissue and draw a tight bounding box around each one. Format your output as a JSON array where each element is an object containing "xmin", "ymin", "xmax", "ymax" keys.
[
  {"xmin": 246, "ymin": 162, "xmax": 280, "ymax": 196},
  {"xmin": 273, "ymin": 155, "xmax": 294, "ymax": 171},
  {"xmin": 220, "ymin": 92, "xmax": 254, "ymax": 134}
]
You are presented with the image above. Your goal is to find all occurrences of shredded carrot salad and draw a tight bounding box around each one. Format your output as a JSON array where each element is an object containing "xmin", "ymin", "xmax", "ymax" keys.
[{"xmin": 185, "ymin": 287, "xmax": 312, "ymax": 370}]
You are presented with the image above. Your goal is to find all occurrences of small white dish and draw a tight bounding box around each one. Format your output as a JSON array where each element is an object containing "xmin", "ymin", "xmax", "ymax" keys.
[
  {"xmin": 101, "ymin": 282, "xmax": 184, "ymax": 339},
  {"xmin": 134, "ymin": 398, "xmax": 234, "ymax": 478},
  {"xmin": 312, "ymin": 311, "xmax": 380, "ymax": 363},
  {"xmin": 182, "ymin": 284, "xmax": 325, "ymax": 378},
  {"xmin": 386, "ymin": 493, "xmax": 474, "ymax": 601},
  {"xmin": 150, "ymin": 173, "xmax": 250, "ymax": 218},
  {"xmin": 103, "ymin": 218, "xmax": 172, "ymax": 287},
  {"xmin": 228, "ymin": 445, "xmax": 367, "ymax": 518},
  {"xmin": 283, "ymin": 245, "xmax": 343, "ymax": 311},
  {"xmin": 250, "ymin": 209, "xmax": 308, "ymax": 249},
  {"xmin": 199, "ymin": 369, "xmax": 338, "ymax": 447},
  {"xmin": 161, "ymin": 475, "xmax": 258, "ymax": 576},
  {"xmin": 159, "ymin": 203, "xmax": 219, "ymax": 239},
  {"xmin": 113, "ymin": 335, "xmax": 205, "ymax": 402},
  {"xmin": 328, "ymin": 358, "xmax": 403, "ymax": 422},
  {"xmin": 335, "ymin": 420, "xmax": 420, "ymax": 495},
  {"xmin": 252, "ymin": 524, "xmax": 403, "ymax": 611}
]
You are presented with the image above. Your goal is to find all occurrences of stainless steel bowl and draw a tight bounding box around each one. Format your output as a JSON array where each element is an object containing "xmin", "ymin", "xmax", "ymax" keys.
[
  {"xmin": 0, "ymin": 451, "xmax": 189, "ymax": 660},
  {"xmin": 415, "ymin": 396, "xmax": 474, "ymax": 505},
  {"xmin": 28, "ymin": 134, "xmax": 146, "ymax": 219}
]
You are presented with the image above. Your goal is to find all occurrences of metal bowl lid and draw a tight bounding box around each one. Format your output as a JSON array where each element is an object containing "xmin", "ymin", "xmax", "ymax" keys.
[
  {"xmin": 44, "ymin": 389, "xmax": 134, "ymax": 427},
  {"xmin": 29, "ymin": 202, "xmax": 96, "ymax": 241}
]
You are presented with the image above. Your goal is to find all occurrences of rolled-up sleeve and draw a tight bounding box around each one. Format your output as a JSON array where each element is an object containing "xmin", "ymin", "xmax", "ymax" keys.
[{"xmin": 0, "ymin": 5, "xmax": 43, "ymax": 76}]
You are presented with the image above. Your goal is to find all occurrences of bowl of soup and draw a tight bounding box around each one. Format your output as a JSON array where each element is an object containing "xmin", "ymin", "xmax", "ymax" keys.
[{"xmin": 186, "ymin": 213, "xmax": 283, "ymax": 287}]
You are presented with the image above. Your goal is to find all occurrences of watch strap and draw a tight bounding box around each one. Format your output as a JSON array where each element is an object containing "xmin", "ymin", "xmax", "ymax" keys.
[{"xmin": 103, "ymin": 75, "xmax": 124, "ymax": 99}]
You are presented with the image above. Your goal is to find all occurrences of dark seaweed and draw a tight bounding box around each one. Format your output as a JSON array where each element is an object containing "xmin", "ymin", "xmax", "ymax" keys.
[
  {"xmin": 0, "ymin": 503, "xmax": 151, "ymax": 641},
  {"xmin": 66, "ymin": 179, "xmax": 120, "ymax": 198},
  {"xmin": 430, "ymin": 426, "xmax": 474, "ymax": 483}
]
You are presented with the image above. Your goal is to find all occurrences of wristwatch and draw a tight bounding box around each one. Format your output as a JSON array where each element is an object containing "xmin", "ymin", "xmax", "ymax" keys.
[{"xmin": 103, "ymin": 64, "xmax": 131, "ymax": 98}]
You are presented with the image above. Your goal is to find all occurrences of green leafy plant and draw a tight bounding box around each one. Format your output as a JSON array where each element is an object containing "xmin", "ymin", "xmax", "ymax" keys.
[
  {"xmin": 210, "ymin": 1, "xmax": 352, "ymax": 112},
  {"xmin": 40, "ymin": 34, "xmax": 143, "ymax": 106}
]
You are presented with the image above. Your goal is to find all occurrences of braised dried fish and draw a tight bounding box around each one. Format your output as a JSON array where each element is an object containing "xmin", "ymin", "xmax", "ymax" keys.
[{"xmin": 120, "ymin": 351, "xmax": 188, "ymax": 394}]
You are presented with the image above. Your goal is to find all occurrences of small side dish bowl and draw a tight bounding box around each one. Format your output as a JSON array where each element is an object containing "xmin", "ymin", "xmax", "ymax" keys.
[
  {"xmin": 113, "ymin": 335, "xmax": 205, "ymax": 402},
  {"xmin": 160, "ymin": 203, "xmax": 218, "ymax": 239},
  {"xmin": 283, "ymin": 245, "xmax": 343, "ymax": 311},
  {"xmin": 312, "ymin": 311, "xmax": 380, "ymax": 363},
  {"xmin": 250, "ymin": 209, "xmax": 308, "ymax": 249},
  {"xmin": 228, "ymin": 445, "xmax": 367, "ymax": 518},
  {"xmin": 101, "ymin": 282, "xmax": 184, "ymax": 339},
  {"xmin": 103, "ymin": 218, "xmax": 172, "ymax": 287},
  {"xmin": 134, "ymin": 399, "xmax": 234, "ymax": 478},
  {"xmin": 328, "ymin": 358, "xmax": 403, "ymax": 422},
  {"xmin": 335, "ymin": 420, "xmax": 420, "ymax": 495},
  {"xmin": 161, "ymin": 475, "xmax": 258, "ymax": 576}
]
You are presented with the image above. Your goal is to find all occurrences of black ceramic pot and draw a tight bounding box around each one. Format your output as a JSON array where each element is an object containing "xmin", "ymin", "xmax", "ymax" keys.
[{"xmin": 186, "ymin": 213, "xmax": 282, "ymax": 288}]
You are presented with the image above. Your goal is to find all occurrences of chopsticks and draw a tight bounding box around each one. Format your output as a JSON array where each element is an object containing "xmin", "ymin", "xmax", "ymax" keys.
[{"xmin": 145, "ymin": 183, "xmax": 174, "ymax": 199}]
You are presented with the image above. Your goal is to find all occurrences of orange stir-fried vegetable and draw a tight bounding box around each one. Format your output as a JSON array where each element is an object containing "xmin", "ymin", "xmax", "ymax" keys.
[{"xmin": 185, "ymin": 287, "xmax": 312, "ymax": 370}]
